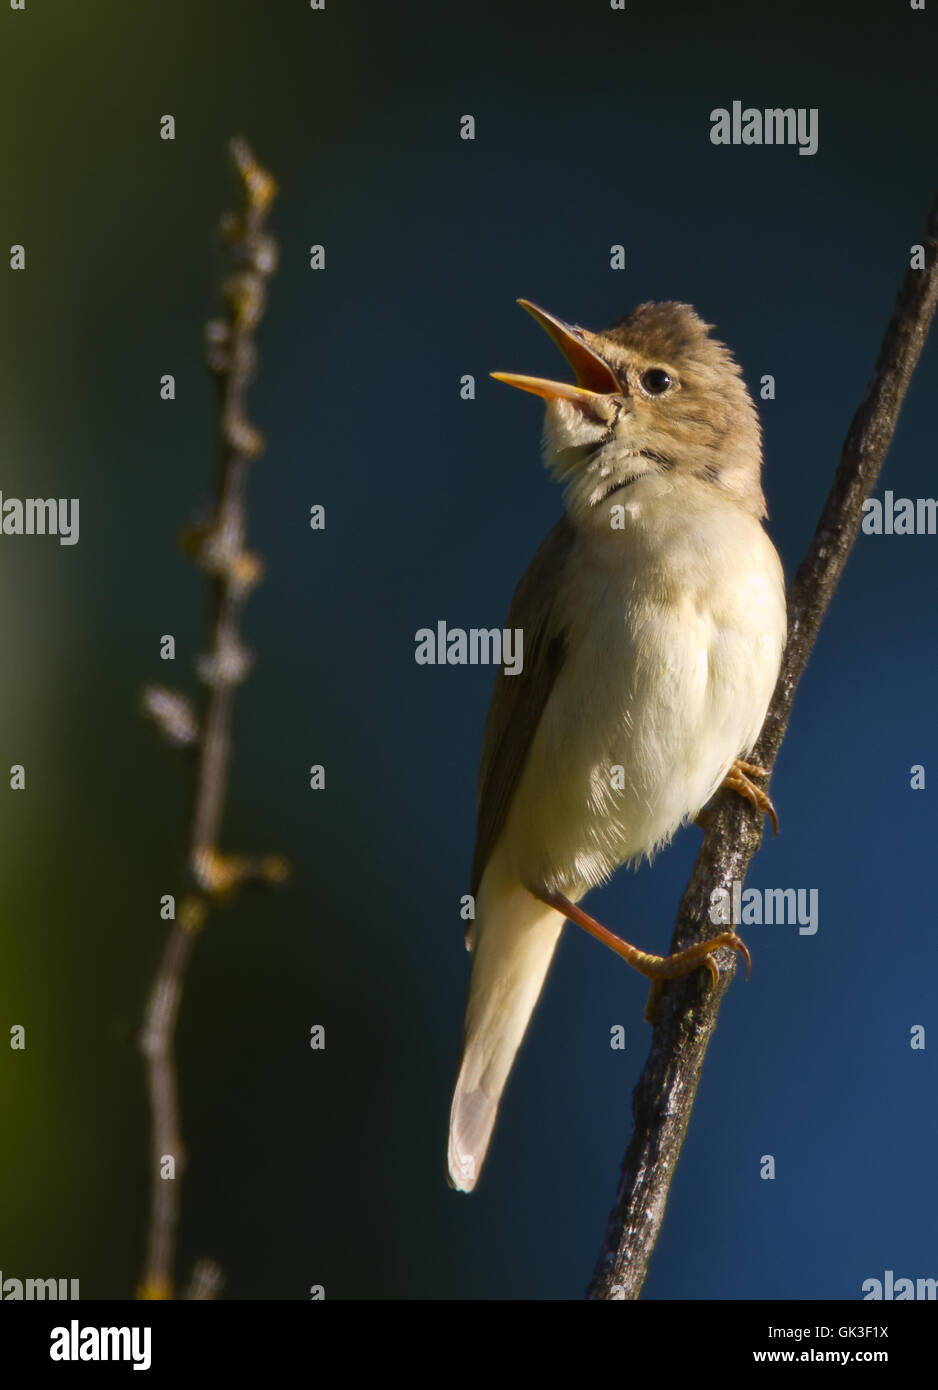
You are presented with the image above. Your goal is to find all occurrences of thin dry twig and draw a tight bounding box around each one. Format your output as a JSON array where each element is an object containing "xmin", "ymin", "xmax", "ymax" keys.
[
  {"xmin": 588, "ymin": 190, "xmax": 938, "ymax": 1300},
  {"xmin": 137, "ymin": 139, "xmax": 284, "ymax": 1300}
]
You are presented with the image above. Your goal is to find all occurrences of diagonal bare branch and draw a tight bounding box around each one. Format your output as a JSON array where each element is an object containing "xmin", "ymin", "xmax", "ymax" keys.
[{"xmin": 588, "ymin": 189, "xmax": 938, "ymax": 1301}]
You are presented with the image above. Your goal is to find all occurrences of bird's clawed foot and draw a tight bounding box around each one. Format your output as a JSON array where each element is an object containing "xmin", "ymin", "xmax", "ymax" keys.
[
  {"xmin": 537, "ymin": 890, "xmax": 751, "ymax": 1025},
  {"xmin": 641, "ymin": 932, "xmax": 751, "ymax": 1023},
  {"xmin": 723, "ymin": 758, "xmax": 778, "ymax": 835}
]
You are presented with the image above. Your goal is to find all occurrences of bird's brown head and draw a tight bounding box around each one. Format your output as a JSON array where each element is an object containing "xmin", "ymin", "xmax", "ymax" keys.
[{"xmin": 492, "ymin": 299, "xmax": 766, "ymax": 525}]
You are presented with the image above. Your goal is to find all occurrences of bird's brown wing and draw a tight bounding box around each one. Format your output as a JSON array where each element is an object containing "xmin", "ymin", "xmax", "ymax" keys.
[{"xmin": 470, "ymin": 516, "xmax": 574, "ymax": 898}]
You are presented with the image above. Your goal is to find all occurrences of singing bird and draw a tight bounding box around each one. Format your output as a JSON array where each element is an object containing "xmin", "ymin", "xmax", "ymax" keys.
[{"xmin": 447, "ymin": 299, "xmax": 787, "ymax": 1192}]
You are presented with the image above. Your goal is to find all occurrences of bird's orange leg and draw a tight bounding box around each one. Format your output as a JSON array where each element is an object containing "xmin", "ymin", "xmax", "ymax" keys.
[
  {"xmin": 537, "ymin": 890, "xmax": 751, "ymax": 1023},
  {"xmin": 723, "ymin": 758, "xmax": 779, "ymax": 835}
]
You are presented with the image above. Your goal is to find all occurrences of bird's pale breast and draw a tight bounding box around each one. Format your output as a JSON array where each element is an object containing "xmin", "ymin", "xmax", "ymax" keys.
[{"xmin": 502, "ymin": 486, "xmax": 786, "ymax": 899}]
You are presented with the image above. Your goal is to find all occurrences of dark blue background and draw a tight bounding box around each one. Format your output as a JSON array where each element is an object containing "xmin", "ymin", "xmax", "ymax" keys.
[{"xmin": 1, "ymin": 0, "xmax": 935, "ymax": 1299}]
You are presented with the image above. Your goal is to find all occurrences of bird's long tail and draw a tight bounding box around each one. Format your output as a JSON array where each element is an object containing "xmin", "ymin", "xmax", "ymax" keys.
[{"xmin": 447, "ymin": 867, "xmax": 565, "ymax": 1192}]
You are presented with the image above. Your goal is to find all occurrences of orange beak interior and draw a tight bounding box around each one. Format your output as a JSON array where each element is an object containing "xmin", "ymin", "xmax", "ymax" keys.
[{"xmin": 491, "ymin": 299, "xmax": 620, "ymax": 404}]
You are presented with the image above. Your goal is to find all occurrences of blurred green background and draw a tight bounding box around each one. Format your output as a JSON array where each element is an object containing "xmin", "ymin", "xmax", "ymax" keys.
[{"xmin": 1, "ymin": 0, "xmax": 936, "ymax": 1299}]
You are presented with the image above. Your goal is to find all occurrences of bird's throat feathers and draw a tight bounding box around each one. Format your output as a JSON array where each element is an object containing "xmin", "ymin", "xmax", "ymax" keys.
[{"xmin": 536, "ymin": 302, "xmax": 768, "ymax": 525}]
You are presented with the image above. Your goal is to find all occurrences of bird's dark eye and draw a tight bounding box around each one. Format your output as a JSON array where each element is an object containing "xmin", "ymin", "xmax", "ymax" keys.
[{"xmin": 641, "ymin": 368, "xmax": 673, "ymax": 395}]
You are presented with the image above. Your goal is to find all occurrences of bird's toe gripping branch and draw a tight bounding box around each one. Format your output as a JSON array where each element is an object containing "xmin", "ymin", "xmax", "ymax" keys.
[
  {"xmin": 537, "ymin": 891, "xmax": 750, "ymax": 1024},
  {"xmin": 724, "ymin": 758, "xmax": 779, "ymax": 835}
]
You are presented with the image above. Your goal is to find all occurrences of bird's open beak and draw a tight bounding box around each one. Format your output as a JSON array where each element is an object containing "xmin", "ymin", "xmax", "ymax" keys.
[{"xmin": 491, "ymin": 299, "xmax": 621, "ymax": 404}]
